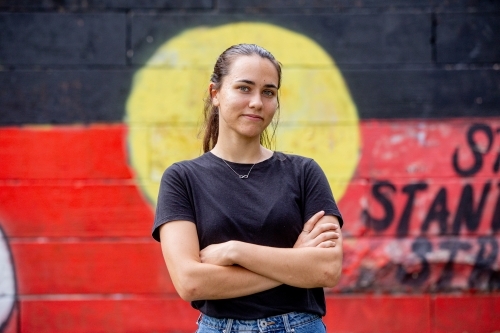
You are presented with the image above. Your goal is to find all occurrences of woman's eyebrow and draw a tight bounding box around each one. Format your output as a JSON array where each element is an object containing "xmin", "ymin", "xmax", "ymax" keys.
[{"xmin": 236, "ymin": 79, "xmax": 278, "ymax": 89}]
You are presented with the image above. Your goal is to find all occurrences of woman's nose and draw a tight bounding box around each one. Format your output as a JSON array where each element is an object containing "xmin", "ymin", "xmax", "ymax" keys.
[{"xmin": 249, "ymin": 93, "xmax": 263, "ymax": 109}]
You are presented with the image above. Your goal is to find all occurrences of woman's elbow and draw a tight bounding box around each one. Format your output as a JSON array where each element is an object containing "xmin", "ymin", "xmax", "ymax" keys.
[
  {"xmin": 175, "ymin": 279, "xmax": 203, "ymax": 301},
  {"xmin": 171, "ymin": 270, "xmax": 205, "ymax": 301},
  {"xmin": 322, "ymin": 266, "xmax": 342, "ymax": 288},
  {"xmin": 320, "ymin": 251, "xmax": 343, "ymax": 288}
]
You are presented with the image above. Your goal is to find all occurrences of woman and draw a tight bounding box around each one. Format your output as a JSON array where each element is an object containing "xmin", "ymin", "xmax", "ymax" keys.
[{"xmin": 152, "ymin": 44, "xmax": 343, "ymax": 333}]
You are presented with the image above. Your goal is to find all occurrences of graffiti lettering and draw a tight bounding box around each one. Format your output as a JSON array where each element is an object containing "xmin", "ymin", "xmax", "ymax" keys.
[
  {"xmin": 363, "ymin": 122, "xmax": 500, "ymax": 291},
  {"xmin": 363, "ymin": 180, "xmax": 499, "ymax": 235},
  {"xmin": 395, "ymin": 236, "xmax": 500, "ymax": 291},
  {"xmin": 398, "ymin": 183, "xmax": 428, "ymax": 237},
  {"xmin": 396, "ymin": 237, "xmax": 431, "ymax": 286},
  {"xmin": 452, "ymin": 182, "xmax": 492, "ymax": 235},
  {"xmin": 363, "ymin": 123, "xmax": 500, "ymax": 236},
  {"xmin": 435, "ymin": 239, "xmax": 472, "ymax": 290},
  {"xmin": 364, "ymin": 181, "xmax": 396, "ymax": 232},
  {"xmin": 422, "ymin": 188, "xmax": 448, "ymax": 235},
  {"xmin": 452, "ymin": 123, "xmax": 499, "ymax": 177},
  {"xmin": 468, "ymin": 236, "xmax": 499, "ymax": 290}
]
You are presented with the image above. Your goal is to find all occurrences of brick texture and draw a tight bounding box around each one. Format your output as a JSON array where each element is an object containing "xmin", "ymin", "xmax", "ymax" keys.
[{"xmin": 1, "ymin": 1, "xmax": 499, "ymax": 332}]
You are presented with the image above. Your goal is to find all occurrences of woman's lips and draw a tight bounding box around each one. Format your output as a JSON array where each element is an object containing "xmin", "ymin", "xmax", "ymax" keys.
[{"xmin": 242, "ymin": 114, "xmax": 263, "ymax": 120}]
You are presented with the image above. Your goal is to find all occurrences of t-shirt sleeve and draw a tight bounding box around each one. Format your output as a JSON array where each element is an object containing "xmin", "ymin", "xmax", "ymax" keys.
[
  {"xmin": 303, "ymin": 159, "xmax": 344, "ymax": 228},
  {"xmin": 152, "ymin": 163, "xmax": 196, "ymax": 242}
]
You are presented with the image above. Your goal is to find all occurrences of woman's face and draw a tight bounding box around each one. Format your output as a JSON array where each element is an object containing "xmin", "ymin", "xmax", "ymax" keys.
[{"xmin": 211, "ymin": 54, "xmax": 279, "ymax": 142}]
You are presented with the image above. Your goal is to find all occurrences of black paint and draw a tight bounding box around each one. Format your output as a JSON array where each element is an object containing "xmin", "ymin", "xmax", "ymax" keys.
[
  {"xmin": 0, "ymin": 8, "xmax": 497, "ymax": 124},
  {"xmin": 344, "ymin": 69, "xmax": 500, "ymax": 119},
  {"xmin": 452, "ymin": 182, "xmax": 491, "ymax": 235},
  {"xmin": 437, "ymin": 13, "xmax": 500, "ymax": 64},
  {"xmin": 362, "ymin": 181, "xmax": 396, "ymax": 232},
  {"xmin": 421, "ymin": 187, "xmax": 449, "ymax": 235},
  {"xmin": 0, "ymin": 0, "xmax": 214, "ymax": 10},
  {"xmin": 0, "ymin": 13, "xmax": 126, "ymax": 65},
  {"xmin": 469, "ymin": 236, "xmax": 499, "ymax": 291},
  {"xmin": 453, "ymin": 123, "xmax": 494, "ymax": 177},
  {"xmin": 396, "ymin": 237, "xmax": 432, "ymax": 286},
  {"xmin": 130, "ymin": 13, "xmax": 431, "ymax": 66},
  {"xmin": 0, "ymin": 70, "xmax": 133, "ymax": 124},
  {"xmin": 397, "ymin": 183, "xmax": 428, "ymax": 237}
]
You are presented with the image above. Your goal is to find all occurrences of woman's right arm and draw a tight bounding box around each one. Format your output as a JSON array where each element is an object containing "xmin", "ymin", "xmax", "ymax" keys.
[{"xmin": 159, "ymin": 211, "xmax": 338, "ymax": 301}]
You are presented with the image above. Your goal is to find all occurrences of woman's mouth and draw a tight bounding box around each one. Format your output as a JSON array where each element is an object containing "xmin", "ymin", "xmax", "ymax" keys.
[{"xmin": 242, "ymin": 114, "xmax": 263, "ymax": 120}]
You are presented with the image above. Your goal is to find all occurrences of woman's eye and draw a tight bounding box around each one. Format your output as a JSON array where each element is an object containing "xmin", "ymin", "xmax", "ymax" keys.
[
  {"xmin": 239, "ymin": 86, "xmax": 250, "ymax": 92},
  {"xmin": 263, "ymin": 90, "xmax": 275, "ymax": 97}
]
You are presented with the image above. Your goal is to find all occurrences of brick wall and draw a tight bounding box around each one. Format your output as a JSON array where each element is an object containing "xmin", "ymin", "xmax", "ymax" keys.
[{"xmin": 0, "ymin": 1, "xmax": 499, "ymax": 332}]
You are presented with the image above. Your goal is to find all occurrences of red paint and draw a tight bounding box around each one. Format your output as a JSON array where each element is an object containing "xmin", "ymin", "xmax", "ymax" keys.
[
  {"xmin": 0, "ymin": 125, "xmax": 133, "ymax": 180},
  {"xmin": 20, "ymin": 297, "xmax": 198, "ymax": 333},
  {"xmin": 0, "ymin": 183, "xmax": 154, "ymax": 237},
  {"xmin": 10, "ymin": 241, "xmax": 175, "ymax": 294},
  {"xmin": 357, "ymin": 118, "xmax": 500, "ymax": 179},
  {"xmin": 324, "ymin": 295, "xmax": 431, "ymax": 333},
  {"xmin": 434, "ymin": 295, "xmax": 500, "ymax": 333}
]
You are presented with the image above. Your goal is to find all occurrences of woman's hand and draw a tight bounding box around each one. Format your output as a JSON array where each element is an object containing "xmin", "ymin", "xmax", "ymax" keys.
[
  {"xmin": 294, "ymin": 211, "xmax": 340, "ymax": 249},
  {"xmin": 200, "ymin": 241, "xmax": 236, "ymax": 266}
]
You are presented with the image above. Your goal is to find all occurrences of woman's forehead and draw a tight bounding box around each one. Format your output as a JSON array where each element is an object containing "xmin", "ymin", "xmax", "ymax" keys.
[{"xmin": 226, "ymin": 55, "xmax": 279, "ymax": 84}]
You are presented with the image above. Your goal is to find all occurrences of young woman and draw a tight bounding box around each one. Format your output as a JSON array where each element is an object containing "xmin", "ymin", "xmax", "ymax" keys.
[{"xmin": 152, "ymin": 44, "xmax": 343, "ymax": 333}]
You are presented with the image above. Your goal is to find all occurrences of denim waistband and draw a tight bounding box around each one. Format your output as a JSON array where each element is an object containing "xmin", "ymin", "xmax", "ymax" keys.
[{"xmin": 197, "ymin": 312, "xmax": 321, "ymax": 332}]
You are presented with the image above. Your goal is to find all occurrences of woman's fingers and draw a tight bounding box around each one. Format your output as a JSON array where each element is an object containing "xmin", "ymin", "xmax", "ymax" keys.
[
  {"xmin": 294, "ymin": 212, "xmax": 341, "ymax": 248},
  {"xmin": 309, "ymin": 223, "xmax": 338, "ymax": 239},
  {"xmin": 317, "ymin": 241, "xmax": 336, "ymax": 248},
  {"xmin": 200, "ymin": 241, "xmax": 235, "ymax": 266},
  {"xmin": 294, "ymin": 211, "xmax": 325, "ymax": 248},
  {"xmin": 301, "ymin": 211, "xmax": 325, "ymax": 234},
  {"xmin": 306, "ymin": 231, "xmax": 340, "ymax": 248},
  {"xmin": 316, "ymin": 231, "xmax": 340, "ymax": 242}
]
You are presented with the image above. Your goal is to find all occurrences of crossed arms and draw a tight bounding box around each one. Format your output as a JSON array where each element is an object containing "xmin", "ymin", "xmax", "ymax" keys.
[{"xmin": 159, "ymin": 211, "xmax": 343, "ymax": 301}]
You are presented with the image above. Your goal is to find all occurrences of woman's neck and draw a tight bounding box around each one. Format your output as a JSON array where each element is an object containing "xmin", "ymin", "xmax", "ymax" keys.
[{"xmin": 211, "ymin": 138, "xmax": 272, "ymax": 164}]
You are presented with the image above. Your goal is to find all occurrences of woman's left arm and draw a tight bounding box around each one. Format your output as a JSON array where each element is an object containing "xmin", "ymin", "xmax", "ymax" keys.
[{"xmin": 200, "ymin": 214, "xmax": 343, "ymax": 289}]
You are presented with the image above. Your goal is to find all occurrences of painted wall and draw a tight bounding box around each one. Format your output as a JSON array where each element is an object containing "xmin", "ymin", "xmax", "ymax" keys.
[{"xmin": 0, "ymin": 1, "xmax": 499, "ymax": 332}]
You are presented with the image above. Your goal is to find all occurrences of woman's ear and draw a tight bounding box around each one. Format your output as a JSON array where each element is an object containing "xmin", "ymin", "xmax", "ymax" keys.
[{"xmin": 209, "ymin": 83, "xmax": 220, "ymax": 106}]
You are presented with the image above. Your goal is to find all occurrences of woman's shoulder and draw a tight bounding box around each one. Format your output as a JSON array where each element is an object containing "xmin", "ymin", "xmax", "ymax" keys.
[
  {"xmin": 162, "ymin": 153, "xmax": 214, "ymax": 177},
  {"xmin": 274, "ymin": 152, "xmax": 325, "ymax": 177},
  {"xmin": 274, "ymin": 151, "xmax": 315, "ymax": 166}
]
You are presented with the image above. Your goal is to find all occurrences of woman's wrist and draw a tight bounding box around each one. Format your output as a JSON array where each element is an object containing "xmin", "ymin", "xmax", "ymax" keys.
[{"xmin": 227, "ymin": 240, "xmax": 242, "ymax": 265}]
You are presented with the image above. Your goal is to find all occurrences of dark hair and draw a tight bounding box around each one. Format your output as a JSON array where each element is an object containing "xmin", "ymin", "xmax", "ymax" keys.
[{"xmin": 202, "ymin": 43, "xmax": 282, "ymax": 153}]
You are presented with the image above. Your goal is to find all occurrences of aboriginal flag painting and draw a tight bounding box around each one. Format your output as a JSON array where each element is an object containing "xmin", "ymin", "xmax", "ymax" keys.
[{"xmin": 0, "ymin": 1, "xmax": 499, "ymax": 332}]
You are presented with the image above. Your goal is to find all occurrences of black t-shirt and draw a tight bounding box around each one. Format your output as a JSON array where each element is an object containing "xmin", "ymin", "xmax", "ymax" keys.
[{"xmin": 152, "ymin": 152, "xmax": 343, "ymax": 319}]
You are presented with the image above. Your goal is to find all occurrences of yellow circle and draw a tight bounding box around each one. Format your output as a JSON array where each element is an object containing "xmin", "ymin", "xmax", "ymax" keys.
[{"xmin": 126, "ymin": 22, "xmax": 360, "ymax": 204}]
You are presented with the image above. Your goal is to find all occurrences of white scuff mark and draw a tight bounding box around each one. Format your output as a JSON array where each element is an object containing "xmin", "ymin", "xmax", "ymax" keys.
[
  {"xmin": 389, "ymin": 135, "xmax": 404, "ymax": 145},
  {"xmin": 417, "ymin": 130, "xmax": 426, "ymax": 146},
  {"xmin": 149, "ymin": 50, "xmax": 178, "ymax": 66},
  {"xmin": 426, "ymin": 249, "xmax": 450, "ymax": 263},
  {"xmin": 385, "ymin": 241, "xmax": 404, "ymax": 262},
  {"xmin": 0, "ymin": 227, "xmax": 15, "ymax": 327}
]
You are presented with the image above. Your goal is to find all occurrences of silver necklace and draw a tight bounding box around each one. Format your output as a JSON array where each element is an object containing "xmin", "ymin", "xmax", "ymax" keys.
[{"xmin": 221, "ymin": 159, "xmax": 256, "ymax": 179}]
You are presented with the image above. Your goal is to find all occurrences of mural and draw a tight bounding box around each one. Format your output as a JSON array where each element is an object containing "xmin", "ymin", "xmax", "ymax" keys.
[{"xmin": 0, "ymin": 1, "xmax": 499, "ymax": 332}]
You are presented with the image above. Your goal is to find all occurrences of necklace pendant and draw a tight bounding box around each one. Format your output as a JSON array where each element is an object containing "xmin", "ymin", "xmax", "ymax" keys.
[{"xmin": 221, "ymin": 158, "xmax": 255, "ymax": 179}]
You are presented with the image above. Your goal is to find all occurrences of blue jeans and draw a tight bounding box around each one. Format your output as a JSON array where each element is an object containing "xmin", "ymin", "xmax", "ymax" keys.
[{"xmin": 195, "ymin": 312, "xmax": 326, "ymax": 333}]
